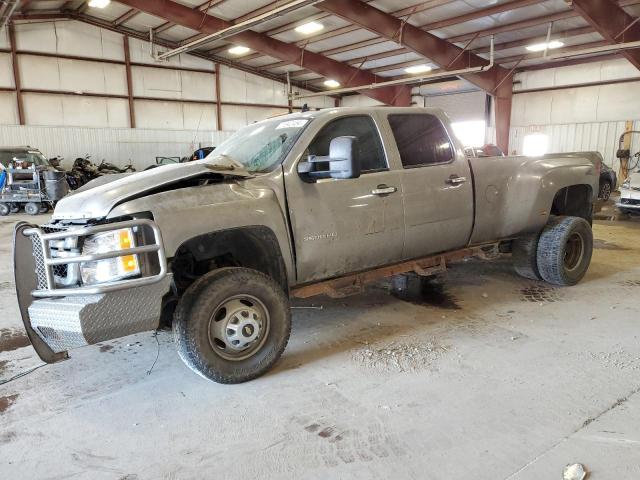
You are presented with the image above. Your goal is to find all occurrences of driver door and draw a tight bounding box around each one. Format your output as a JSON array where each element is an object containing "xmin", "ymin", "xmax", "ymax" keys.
[{"xmin": 284, "ymin": 115, "xmax": 405, "ymax": 283}]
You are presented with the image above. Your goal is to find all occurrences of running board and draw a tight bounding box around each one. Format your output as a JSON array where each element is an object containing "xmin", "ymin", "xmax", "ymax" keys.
[{"xmin": 291, "ymin": 243, "xmax": 501, "ymax": 299}]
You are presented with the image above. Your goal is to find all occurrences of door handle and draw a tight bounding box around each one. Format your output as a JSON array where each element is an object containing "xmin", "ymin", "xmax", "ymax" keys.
[
  {"xmin": 371, "ymin": 184, "xmax": 397, "ymax": 196},
  {"xmin": 446, "ymin": 175, "xmax": 467, "ymax": 185}
]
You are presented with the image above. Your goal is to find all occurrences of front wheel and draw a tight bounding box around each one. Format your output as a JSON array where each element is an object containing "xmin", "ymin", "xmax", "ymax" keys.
[
  {"xmin": 24, "ymin": 202, "xmax": 40, "ymax": 216},
  {"xmin": 537, "ymin": 216, "xmax": 593, "ymax": 286},
  {"xmin": 173, "ymin": 267, "xmax": 291, "ymax": 384}
]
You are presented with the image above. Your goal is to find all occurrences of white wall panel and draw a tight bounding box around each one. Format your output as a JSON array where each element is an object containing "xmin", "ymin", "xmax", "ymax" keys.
[
  {"xmin": 512, "ymin": 81, "xmax": 640, "ymax": 126},
  {"xmin": 0, "ymin": 125, "xmax": 233, "ymax": 170},
  {"xmin": 22, "ymin": 93, "xmax": 128, "ymax": 128},
  {"xmin": 515, "ymin": 58, "xmax": 640, "ymax": 90},
  {"xmin": 15, "ymin": 21, "xmax": 124, "ymax": 61},
  {"xmin": 0, "ymin": 53, "xmax": 14, "ymax": 88},
  {"xmin": 131, "ymin": 66, "xmax": 215, "ymax": 101},
  {"xmin": 18, "ymin": 55, "xmax": 127, "ymax": 95},
  {"xmin": 221, "ymin": 105, "xmax": 289, "ymax": 131},
  {"xmin": 134, "ymin": 100, "xmax": 217, "ymax": 130},
  {"xmin": 340, "ymin": 95, "xmax": 384, "ymax": 107},
  {"xmin": 0, "ymin": 26, "xmax": 8, "ymax": 49},
  {"xmin": 508, "ymin": 120, "xmax": 640, "ymax": 171},
  {"xmin": 0, "ymin": 92, "xmax": 18, "ymax": 125},
  {"xmin": 292, "ymin": 89, "xmax": 334, "ymax": 109},
  {"xmin": 220, "ymin": 65, "xmax": 288, "ymax": 106},
  {"xmin": 127, "ymin": 37, "xmax": 214, "ymax": 71}
]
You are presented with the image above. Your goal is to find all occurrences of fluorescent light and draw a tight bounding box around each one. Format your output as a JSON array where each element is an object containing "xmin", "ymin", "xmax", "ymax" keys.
[
  {"xmin": 324, "ymin": 79, "xmax": 340, "ymax": 88},
  {"xmin": 295, "ymin": 21, "xmax": 324, "ymax": 35},
  {"xmin": 88, "ymin": 0, "xmax": 110, "ymax": 7},
  {"xmin": 526, "ymin": 40, "xmax": 564, "ymax": 52},
  {"xmin": 405, "ymin": 64, "xmax": 432, "ymax": 74},
  {"xmin": 228, "ymin": 45, "xmax": 250, "ymax": 55}
]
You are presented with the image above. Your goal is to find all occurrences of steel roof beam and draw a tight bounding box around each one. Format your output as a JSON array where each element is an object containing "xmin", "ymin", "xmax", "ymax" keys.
[
  {"xmin": 115, "ymin": 0, "xmax": 411, "ymax": 105},
  {"xmin": 570, "ymin": 0, "xmax": 640, "ymax": 70}
]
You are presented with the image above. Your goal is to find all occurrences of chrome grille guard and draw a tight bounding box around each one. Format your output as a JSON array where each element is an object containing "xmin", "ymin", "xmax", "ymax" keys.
[{"xmin": 23, "ymin": 219, "xmax": 168, "ymax": 297}]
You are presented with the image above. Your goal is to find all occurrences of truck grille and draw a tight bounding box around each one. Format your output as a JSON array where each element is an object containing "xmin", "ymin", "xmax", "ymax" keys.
[
  {"xmin": 30, "ymin": 223, "xmax": 73, "ymax": 289},
  {"xmin": 621, "ymin": 198, "xmax": 640, "ymax": 205}
]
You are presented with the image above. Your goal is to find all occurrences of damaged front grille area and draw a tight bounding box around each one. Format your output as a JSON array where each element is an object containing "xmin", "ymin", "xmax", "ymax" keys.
[{"xmin": 23, "ymin": 219, "xmax": 168, "ymax": 297}]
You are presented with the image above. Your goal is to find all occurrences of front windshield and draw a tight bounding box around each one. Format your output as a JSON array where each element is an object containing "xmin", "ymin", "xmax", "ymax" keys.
[
  {"xmin": 0, "ymin": 150, "xmax": 49, "ymax": 168},
  {"xmin": 208, "ymin": 117, "xmax": 311, "ymax": 173}
]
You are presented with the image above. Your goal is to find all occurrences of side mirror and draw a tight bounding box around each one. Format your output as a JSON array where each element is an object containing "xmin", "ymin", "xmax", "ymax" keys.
[
  {"xmin": 297, "ymin": 136, "xmax": 360, "ymax": 181},
  {"xmin": 328, "ymin": 136, "xmax": 360, "ymax": 179}
]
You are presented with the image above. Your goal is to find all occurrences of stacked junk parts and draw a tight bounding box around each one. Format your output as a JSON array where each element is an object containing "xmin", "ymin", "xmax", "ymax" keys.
[{"xmin": 0, "ymin": 155, "xmax": 135, "ymax": 216}]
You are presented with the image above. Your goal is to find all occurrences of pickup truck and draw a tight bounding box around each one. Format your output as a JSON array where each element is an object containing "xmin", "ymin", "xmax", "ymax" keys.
[{"xmin": 13, "ymin": 107, "xmax": 601, "ymax": 384}]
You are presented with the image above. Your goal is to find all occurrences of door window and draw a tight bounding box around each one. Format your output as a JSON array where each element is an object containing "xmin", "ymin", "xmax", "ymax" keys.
[
  {"xmin": 307, "ymin": 116, "xmax": 387, "ymax": 173},
  {"xmin": 388, "ymin": 114, "xmax": 454, "ymax": 168}
]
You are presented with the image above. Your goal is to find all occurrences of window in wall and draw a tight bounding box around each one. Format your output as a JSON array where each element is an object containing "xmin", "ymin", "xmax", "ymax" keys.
[
  {"xmin": 451, "ymin": 120, "xmax": 486, "ymax": 147},
  {"xmin": 522, "ymin": 133, "xmax": 549, "ymax": 156},
  {"xmin": 307, "ymin": 115, "xmax": 387, "ymax": 172},
  {"xmin": 388, "ymin": 114, "xmax": 454, "ymax": 168}
]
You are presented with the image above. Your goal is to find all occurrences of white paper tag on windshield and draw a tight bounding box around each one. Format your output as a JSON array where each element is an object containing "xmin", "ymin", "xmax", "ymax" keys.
[{"xmin": 276, "ymin": 119, "xmax": 308, "ymax": 130}]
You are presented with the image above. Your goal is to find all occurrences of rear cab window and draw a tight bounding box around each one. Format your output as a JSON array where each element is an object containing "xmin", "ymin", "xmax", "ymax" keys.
[{"xmin": 387, "ymin": 114, "xmax": 455, "ymax": 168}]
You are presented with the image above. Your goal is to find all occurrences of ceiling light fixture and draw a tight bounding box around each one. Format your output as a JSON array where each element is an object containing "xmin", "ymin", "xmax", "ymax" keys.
[
  {"xmin": 526, "ymin": 40, "xmax": 564, "ymax": 52},
  {"xmin": 324, "ymin": 79, "xmax": 340, "ymax": 88},
  {"xmin": 295, "ymin": 21, "xmax": 324, "ymax": 35},
  {"xmin": 405, "ymin": 64, "xmax": 433, "ymax": 74},
  {"xmin": 228, "ymin": 45, "xmax": 250, "ymax": 55},
  {"xmin": 87, "ymin": 0, "xmax": 111, "ymax": 8}
]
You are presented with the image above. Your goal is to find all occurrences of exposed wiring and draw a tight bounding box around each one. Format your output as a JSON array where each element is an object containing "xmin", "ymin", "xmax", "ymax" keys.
[
  {"xmin": 146, "ymin": 330, "xmax": 160, "ymax": 376},
  {"xmin": 0, "ymin": 363, "xmax": 47, "ymax": 386}
]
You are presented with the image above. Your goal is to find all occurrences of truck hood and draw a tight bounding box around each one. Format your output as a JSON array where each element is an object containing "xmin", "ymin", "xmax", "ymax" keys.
[{"xmin": 53, "ymin": 160, "xmax": 252, "ymax": 220}]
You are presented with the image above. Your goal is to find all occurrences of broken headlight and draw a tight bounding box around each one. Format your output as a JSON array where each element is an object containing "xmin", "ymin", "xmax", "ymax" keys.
[{"xmin": 80, "ymin": 228, "xmax": 141, "ymax": 285}]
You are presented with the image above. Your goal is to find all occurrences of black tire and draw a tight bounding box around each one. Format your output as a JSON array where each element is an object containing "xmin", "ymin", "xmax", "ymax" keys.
[
  {"xmin": 24, "ymin": 202, "xmax": 40, "ymax": 215},
  {"xmin": 0, "ymin": 203, "xmax": 9, "ymax": 216},
  {"xmin": 537, "ymin": 216, "xmax": 593, "ymax": 286},
  {"xmin": 599, "ymin": 180, "xmax": 612, "ymax": 201},
  {"xmin": 39, "ymin": 204, "xmax": 49, "ymax": 213},
  {"xmin": 173, "ymin": 267, "xmax": 291, "ymax": 384},
  {"xmin": 512, "ymin": 234, "xmax": 541, "ymax": 280},
  {"xmin": 9, "ymin": 203, "xmax": 20, "ymax": 213}
]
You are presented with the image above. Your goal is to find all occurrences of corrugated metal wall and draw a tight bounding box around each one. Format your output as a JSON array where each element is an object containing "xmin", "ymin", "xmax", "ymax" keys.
[
  {"xmin": 508, "ymin": 121, "xmax": 640, "ymax": 169},
  {"xmin": 0, "ymin": 125, "xmax": 233, "ymax": 170}
]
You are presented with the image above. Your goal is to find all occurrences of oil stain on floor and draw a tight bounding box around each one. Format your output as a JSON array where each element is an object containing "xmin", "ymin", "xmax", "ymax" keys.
[
  {"xmin": 0, "ymin": 329, "xmax": 30, "ymax": 353},
  {"xmin": 391, "ymin": 276, "xmax": 461, "ymax": 310},
  {"xmin": 0, "ymin": 394, "xmax": 19, "ymax": 414},
  {"xmin": 520, "ymin": 284, "xmax": 563, "ymax": 303}
]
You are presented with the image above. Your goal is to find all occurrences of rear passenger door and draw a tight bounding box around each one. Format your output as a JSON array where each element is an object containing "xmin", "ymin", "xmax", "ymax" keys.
[{"xmin": 386, "ymin": 113, "xmax": 474, "ymax": 259}]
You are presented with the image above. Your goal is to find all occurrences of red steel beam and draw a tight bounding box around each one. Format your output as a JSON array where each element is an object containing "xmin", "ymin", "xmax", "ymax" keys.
[
  {"xmin": 570, "ymin": 0, "xmax": 640, "ymax": 70},
  {"xmin": 317, "ymin": 0, "xmax": 513, "ymax": 151},
  {"xmin": 115, "ymin": 0, "xmax": 411, "ymax": 106},
  {"xmin": 123, "ymin": 35, "xmax": 136, "ymax": 128},
  {"xmin": 8, "ymin": 22, "xmax": 24, "ymax": 125},
  {"xmin": 113, "ymin": 8, "xmax": 139, "ymax": 26}
]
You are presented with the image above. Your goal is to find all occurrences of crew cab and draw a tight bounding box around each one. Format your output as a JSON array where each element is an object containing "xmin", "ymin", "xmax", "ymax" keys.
[{"xmin": 14, "ymin": 107, "xmax": 600, "ymax": 383}]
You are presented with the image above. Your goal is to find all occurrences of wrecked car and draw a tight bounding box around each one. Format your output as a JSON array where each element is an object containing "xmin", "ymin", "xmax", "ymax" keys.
[{"xmin": 14, "ymin": 107, "xmax": 600, "ymax": 383}]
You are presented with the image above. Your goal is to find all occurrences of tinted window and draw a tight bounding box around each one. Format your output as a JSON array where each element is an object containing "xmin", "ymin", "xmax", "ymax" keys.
[
  {"xmin": 388, "ymin": 114, "xmax": 454, "ymax": 168},
  {"xmin": 308, "ymin": 116, "xmax": 387, "ymax": 172}
]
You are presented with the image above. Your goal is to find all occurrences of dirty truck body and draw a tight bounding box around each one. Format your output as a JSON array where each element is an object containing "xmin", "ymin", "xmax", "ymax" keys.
[{"xmin": 13, "ymin": 107, "xmax": 600, "ymax": 383}]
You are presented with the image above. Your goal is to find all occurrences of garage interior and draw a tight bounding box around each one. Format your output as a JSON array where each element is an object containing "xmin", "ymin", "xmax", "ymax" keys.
[{"xmin": 1, "ymin": 0, "xmax": 640, "ymax": 478}]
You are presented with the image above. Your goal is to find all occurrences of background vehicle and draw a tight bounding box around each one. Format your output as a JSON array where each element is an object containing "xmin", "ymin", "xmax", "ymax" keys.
[
  {"xmin": 14, "ymin": 108, "xmax": 599, "ymax": 384},
  {"xmin": 617, "ymin": 169, "xmax": 640, "ymax": 215},
  {"xmin": 463, "ymin": 144, "xmax": 505, "ymax": 157},
  {"xmin": 0, "ymin": 147, "xmax": 68, "ymax": 215}
]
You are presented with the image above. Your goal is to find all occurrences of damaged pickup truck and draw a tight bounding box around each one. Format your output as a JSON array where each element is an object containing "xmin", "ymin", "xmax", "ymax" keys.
[{"xmin": 14, "ymin": 107, "xmax": 601, "ymax": 383}]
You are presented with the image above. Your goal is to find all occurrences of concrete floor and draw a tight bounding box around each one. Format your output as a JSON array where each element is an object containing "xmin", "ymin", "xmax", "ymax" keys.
[{"xmin": 1, "ymin": 212, "xmax": 640, "ymax": 480}]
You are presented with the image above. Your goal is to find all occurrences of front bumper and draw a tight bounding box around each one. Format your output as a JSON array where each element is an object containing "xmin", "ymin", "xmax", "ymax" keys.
[{"xmin": 13, "ymin": 220, "xmax": 171, "ymax": 362}]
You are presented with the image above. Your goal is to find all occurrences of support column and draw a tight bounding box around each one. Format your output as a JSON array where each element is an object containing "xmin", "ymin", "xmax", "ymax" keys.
[
  {"xmin": 620, "ymin": 120, "xmax": 634, "ymax": 183},
  {"xmin": 123, "ymin": 35, "xmax": 136, "ymax": 128},
  {"xmin": 493, "ymin": 71, "xmax": 513, "ymax": 154},
  {"xmin": 8, "ymin": 22, "xmax": 24, "ymax": 125},
  {"xmin": 215, "ymin": 63, "xmax": 222, "ymax": 131}
]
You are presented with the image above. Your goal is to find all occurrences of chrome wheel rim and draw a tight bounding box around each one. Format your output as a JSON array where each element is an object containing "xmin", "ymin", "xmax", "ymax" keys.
[
  {"xmin": 208, "ymin": 295, "xmax": 270, "ymax": 361},
  {"xmin": 564, "ymin": 232, "xmax": 584, "ymax": 272}
]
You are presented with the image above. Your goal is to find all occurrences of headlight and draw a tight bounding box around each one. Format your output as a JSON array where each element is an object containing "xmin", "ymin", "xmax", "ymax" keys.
[
  {"xmin": 80, "ymin": 228, "xmax": 141, "ymax": 285},
  {"xmin": 621, "ymin": 179, "xmax": 631, "ymax": 190}
]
